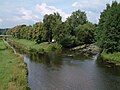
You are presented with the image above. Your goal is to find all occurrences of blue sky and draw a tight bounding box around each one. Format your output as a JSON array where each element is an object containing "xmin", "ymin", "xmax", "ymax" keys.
[{"xmin": 0, "ymin": 0, "xmax": 120, "ymax": 28}]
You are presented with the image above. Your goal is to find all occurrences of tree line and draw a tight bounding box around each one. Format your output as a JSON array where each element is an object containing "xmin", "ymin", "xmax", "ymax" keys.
[
  {"xmin": 7, "ymin": 10, "xmax": 96, "ymax": 48},
  {"xmin": 7, "ymin": 1, "xmax": 120, "ymax": 53}
]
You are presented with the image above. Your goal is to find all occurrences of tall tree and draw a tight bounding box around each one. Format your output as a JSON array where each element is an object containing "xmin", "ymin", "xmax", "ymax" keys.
[
  {"xmin": 96, "ymin": 1, "xmax": 120, "ymax": 53},
  {"xmin": 33, "ymin": 22, "xmax": 43, "ymax": 44},
  {"xmin": 65, "ymin": 10, "xmax": 87, "ymax": 36},
  {"xmin": 75, "ymin": 23, "xmax": 95, "ymax": 44},
  {"xmin": 43, "ymin": 13, "xmax": 62, "ymax": 42}
]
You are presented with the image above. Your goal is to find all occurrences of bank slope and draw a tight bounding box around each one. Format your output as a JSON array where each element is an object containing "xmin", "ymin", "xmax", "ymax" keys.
[
  {"xmin": 7, "ymin": 38, "xmax": 62, "ymax": 53},
  {"xmin": 0, "ymin": 40, "xmax": 28, "ymax": 90},
  {"xmin": 100, "ymin": 51, "xmax": 120, "ymax": 66}
]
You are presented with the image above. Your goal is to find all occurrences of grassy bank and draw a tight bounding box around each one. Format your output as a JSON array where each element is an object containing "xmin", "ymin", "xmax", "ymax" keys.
[
  {"xmin": 0, "ymin": 40, "xmax": 28, "ymax": 90},
  {"xmin": 7, "ymin": 38, "xmax": 62, "ymax": 53},
  {"xmin": 100, "ymin": 51, "xmax": 120, "ymax": 66}
]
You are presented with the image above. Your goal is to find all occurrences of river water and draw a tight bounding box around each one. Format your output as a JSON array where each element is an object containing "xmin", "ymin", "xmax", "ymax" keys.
[{"xmin": 22, "ymin": 52, "xmax": 120, "ymax": 90}]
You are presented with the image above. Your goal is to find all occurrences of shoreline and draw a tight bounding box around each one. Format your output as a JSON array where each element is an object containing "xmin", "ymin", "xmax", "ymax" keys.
[
  {"xmin": 98, "ymin": 52, "xmax": 120, "ymax": 68},
  {"xmin": 6, "ymin": 38, "xmax": 62, "ymax": 54},
  {"xmin": 5, "ymin": 37, "xmax": 120, "ymax": 68}
]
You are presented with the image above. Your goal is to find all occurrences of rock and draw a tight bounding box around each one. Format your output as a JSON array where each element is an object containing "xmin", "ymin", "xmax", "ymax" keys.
[
  {"xmin": 68, "ymin": 54, "xmax": 73, "ymax": 57},
  {"xmin": 71, "ymin": 44, "xmax": 99, "ymax": 54},
  {"xmin": 71, "ymin": 45, "xmax": 86, "ymax": 50}
]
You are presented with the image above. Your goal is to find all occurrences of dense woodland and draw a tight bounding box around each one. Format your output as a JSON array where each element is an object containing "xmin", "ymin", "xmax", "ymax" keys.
[{"xmin": 7, "ymin": 1, "xmax": 120, "ymax": 54}]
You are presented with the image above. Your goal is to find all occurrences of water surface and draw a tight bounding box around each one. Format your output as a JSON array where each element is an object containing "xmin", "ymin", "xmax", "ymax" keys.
[{"xmin": 23, "ymin": 53, "xmax": 120, "ymax": 90}]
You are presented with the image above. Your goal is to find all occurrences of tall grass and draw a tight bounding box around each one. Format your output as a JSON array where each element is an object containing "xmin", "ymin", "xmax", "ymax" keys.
[
  {"xmin": 101, "ymin": 51, "xmax": 120, "ymax": 65},
  {"xmin": 8, "ymin": 38, "xmax": 62, "ymax": 53},
  {"xmin": 0, "ymin": 40, "xmax": 28, "ymax": 90}
]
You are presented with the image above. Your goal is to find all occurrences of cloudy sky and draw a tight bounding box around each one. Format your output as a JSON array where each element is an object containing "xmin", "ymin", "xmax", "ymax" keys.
[{"xmin": 0, "ymin": 0, "xmax": 120, "ymax": 28}]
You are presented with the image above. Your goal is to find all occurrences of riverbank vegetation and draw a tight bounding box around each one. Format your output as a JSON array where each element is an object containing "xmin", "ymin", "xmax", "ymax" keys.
[
  {"xmin": 6, "ymin": 1, "xmax": 120, "ymax": 66},
  {"xmin": 0, "ymin": 40, "xmax": 28, "ymax": 90},
  {"xmin": 100, "ymin": 51, "xmax": 120, "ymax": 65},
  {"xmin": 96, "ymin": 1, "xmax": 120, "ymax": 65},
  {"xmin": 6, "ymin": 10, "xmax": 96, "ymax": 48},
  {"xmin": 8, "ymin": 38, "xmax": 62, "ymax": 53}
]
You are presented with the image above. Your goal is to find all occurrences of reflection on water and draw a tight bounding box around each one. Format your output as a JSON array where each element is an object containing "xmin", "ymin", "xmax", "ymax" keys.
[
  {"xmin": 23, "ymin": 52, "xmax": 120, "ymax": 90},
  {"xmin": 28, "ymin": 52, "xmax": 63, "ymax": 70}
]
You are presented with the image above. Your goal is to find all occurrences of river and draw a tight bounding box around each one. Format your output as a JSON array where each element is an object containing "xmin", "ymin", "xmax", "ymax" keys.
[{"xmin": 21, "ymin": 52, "xmax": 120, "ymax": 90}]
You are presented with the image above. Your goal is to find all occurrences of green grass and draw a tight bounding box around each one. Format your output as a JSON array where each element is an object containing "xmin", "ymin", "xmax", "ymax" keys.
[
  {"xmin": 0, "ymin": 40, "xmax": 28, "ymax": 90},
  {"xmin": 9, "ymin": 38, "xmax": 62, "ymax": 53},
  {"xmin": 101, "ymin": 51, "xmax": 120, "ymax": 65}
]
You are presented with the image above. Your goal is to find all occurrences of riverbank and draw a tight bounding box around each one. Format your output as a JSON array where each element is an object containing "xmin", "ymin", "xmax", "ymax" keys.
[
  {"xmin": 99, "ymin": 51, "xmax": 120, "ymax": 67},
  {"xmin": 6, "ymin": 38, "xmax": 62, "ymax": 54},
  {"xmin": 0, "ymin": 40, "xmax": 28, "ymax": 90},
  {"xmin": 71, "ymin": 44, "xmax": 99, "ymax": 54},
  {"xmin": 5, "ymin": 37, "xmax": 120, "ymax": 68},
  {"xmin": 6, "ymin": 37, "xmax": 100, "ymax": 59}
]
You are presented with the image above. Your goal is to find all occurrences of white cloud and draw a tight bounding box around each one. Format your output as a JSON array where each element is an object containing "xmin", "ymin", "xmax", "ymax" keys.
[
  {"xmin": 72, "ymin": 0, "xmax": 108, "ymax": 23},
  {"xmin": 72, "ymin": 0, "xmax": 105, "ymax": 9},
  {"xmin": 72, "ymin": 2, "xmax": 78, "ymax": 7},
  {"xmin": 0, "ymin": 18, "xmax": 3, "ymax": 23},
  {"xmin": 86, "ymin": 11, "xmax": 100, "ymax": 23},
  {"xmin": 19, "ymin": 8, "xmax": 39, "ymax": 22},
  {"xmin": 36, "ymin": 3, "xmax": 70, "ymax": 21}
]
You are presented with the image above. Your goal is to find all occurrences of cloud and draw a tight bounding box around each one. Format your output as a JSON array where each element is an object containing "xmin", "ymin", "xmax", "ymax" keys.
[
  {"xmin": 72, "ymin": 2, "xmax": 78, "ymax": 7},
  {"xmin": 0, "ymin": 18, "xmax": 3, "ymax": 23},
  {"xmin": 36, "ymin": 3, "xmax": 70, "ymax": 21},
  {"xmin": 19, "ymin": 8, "xmax": 39, "ymax": 22},
  {"xmin": 72, "ymin": 0, "xmax": 105, "ymax": 10},
  {"xmin": 86, "ymin": 11, "xmax": 100, "ymax": 23},
  {"xmin": 2, "ymin": 7, "xmax": 40, "ymax": 28},
  {"xmin": 72, "ymin": 0, "xmax": 109, "ymax": 23}
]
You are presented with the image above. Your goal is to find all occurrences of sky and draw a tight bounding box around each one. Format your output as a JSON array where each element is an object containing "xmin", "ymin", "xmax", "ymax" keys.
[{"xmin": 0, "ymin": 0, "xmax": 120, "ymax": 28}]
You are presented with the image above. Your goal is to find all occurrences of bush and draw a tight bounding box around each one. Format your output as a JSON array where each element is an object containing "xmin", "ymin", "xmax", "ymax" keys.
[
  {"xmin": 101, "ymin": 51, "xmax": 120, "ymax": 64},
  {"xmin": 60, "ymin": 35, "xmax": 76, "ymax": 48}
]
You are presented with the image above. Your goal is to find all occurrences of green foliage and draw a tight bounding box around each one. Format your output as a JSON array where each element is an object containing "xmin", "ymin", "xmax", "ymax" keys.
[
  {"xmin": 7, "ymin": 10, "xmax": 95, "ymax": 48},
  {"xmin": 96, "ymin": 1, "xmax": 120, "ymax": 53},
  {"xmin": 43, "ymin": 13, "xmax": 62, "ymax": 42},
  {"xmin": 0, "ymin": 40, "xmax": 28, "ymax": 90},
  {"xmin": 36, "ymin": 35, "xmax": 42, "ymax": 44},
  {"xmin": 76, "ymin": 23, "xmax": 95, "ymax": 44},
  {"xmin": 54, "ymin": 10, "xmax": 89, "ymax": 47},
  {"xmin": 101, "ymin": 51, "xmax": 120, "ymax": 64},
  {"xmin": 64, "ymin": 10, "xmax": 88, "ymax": 47},
  {"xmin": 7, "ymin": 23, "xmax": 43, "ymax": 41},
  {"xmin": 65, "ymin": 10, "xmax": 87, "ymax": 36},
  {"xmin": 10, "ymin": 38, "xmax": 62, "ymax": 53},
  {"xmin": 60, "ymin": 35, "xmax": 77, "ymax": 48}
]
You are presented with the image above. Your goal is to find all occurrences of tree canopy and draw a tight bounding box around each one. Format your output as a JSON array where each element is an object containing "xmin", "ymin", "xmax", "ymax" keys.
[
  {"xmin": 7, "ymin": 10, "xmax": 96, "ymax": 48},
  {"xmin": 96, "ymin": 1, "xmax": 120, "ymax": 53}
]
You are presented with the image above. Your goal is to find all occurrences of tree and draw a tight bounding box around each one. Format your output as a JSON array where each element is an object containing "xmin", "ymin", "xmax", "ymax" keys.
[
  {"xmin": 6, "ymin": 10, "xmax": 96, "ymax": 48},
  {"xmin": 43, "ymin": 13, "xmax": 62, "ymax": 42},
  {"xmin": 32, "ymin": 22, "xmax": 44, "ymax": 43},
  {"xmin": 61, "ymin": 10, "xmax": 88, "ymax": 47},
  {"xmin": 65, "ymin": 10, "xmax": 87, "ymax": 36},
  {"xmin": 96, "ymin": 1, "xmax": 120, "ymax": 53},
  {"xmin": 76, "ymin": 23, "xmax": 95, "ymax": 45}
]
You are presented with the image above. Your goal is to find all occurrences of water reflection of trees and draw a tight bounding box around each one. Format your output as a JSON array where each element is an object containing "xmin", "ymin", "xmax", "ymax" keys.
[
  {"xmin": 96, "ymin": 59, "xmax": 120, "ymax": 76},
  {"xmin": 8, "ymin": 41, "xmax": 63, "ymax": 70},
  {"xmin": 28, "ymin": 52, "xmax": 63, "ymax": 70}
]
